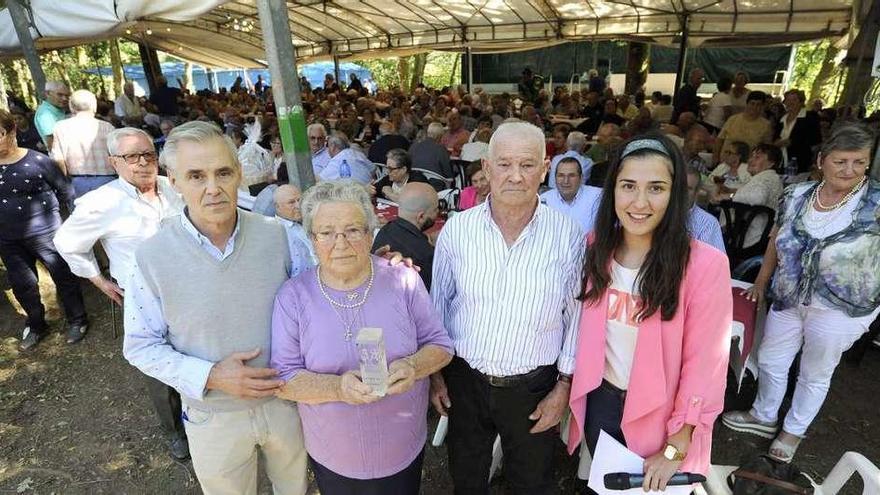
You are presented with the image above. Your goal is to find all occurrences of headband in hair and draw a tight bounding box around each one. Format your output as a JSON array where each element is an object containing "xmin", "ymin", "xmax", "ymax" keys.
[{"xmin": 620, "ymin": 138, "xmax": 670, "ymax": 159}]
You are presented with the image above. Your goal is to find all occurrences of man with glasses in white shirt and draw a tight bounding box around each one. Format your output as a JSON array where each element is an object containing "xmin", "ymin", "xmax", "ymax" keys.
[
  {"xmin": 53, "ymin": 127, "xmax": 188, "ymax": 459},
  {"xmin": 430, "ymin": 122, "xmax": 584, "ymax": 494}
]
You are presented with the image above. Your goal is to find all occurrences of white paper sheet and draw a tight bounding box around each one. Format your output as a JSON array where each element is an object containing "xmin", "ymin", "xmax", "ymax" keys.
[{"xmin": 587, "ymin": 430, "xmax": 695, "ymax": 495}]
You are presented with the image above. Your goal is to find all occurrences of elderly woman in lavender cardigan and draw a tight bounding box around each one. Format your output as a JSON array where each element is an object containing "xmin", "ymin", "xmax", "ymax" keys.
[{"xmin": 270, "ymin": 180, "xmax": 453, "ymax": 495}]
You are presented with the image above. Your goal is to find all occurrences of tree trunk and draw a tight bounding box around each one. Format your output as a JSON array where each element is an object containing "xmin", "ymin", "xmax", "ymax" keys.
[
  {"xmin": 410, "ymin": 53, "xmax": 427, "ymax": 92},
  {"xmin": 10, "ymin": 60, "xmax": 34, "ymax": 107},
  {"xmin": 809, "ymin": 44, "xmax": 839, "ymax": 103},
  {"xmin": 397, "ymin": 56, "xmax": 411, "ymax": 90},
  {"xmin": 90, "ymin": 44, "xmax": 108, "ymax": 98},
  {"xmin": 0, "ymin": 72, "xmax": 8, "ymax": 111},
  {"xmin": 625, "ymin": 41, "xmax": 650, "ymax": 96},
  {"xmin": 182, "ymin": 62, "xmax": 193, "ymax": 91},
  {"xmin": 46, "ymin": 51, "xmax": 72, "ymax": 90},
  {"xmin": 109, "ymin": 38, "xmax": 125, "ymax": 98},
  {"xmin": 449, "ymin": 53, "xmax": 460, "ymax": 87}
]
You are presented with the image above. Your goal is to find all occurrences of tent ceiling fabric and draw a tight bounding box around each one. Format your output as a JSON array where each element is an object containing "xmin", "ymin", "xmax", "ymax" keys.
[{"xmin": 0, "ymin": 0, "xmax": 856, "ymax": 68}]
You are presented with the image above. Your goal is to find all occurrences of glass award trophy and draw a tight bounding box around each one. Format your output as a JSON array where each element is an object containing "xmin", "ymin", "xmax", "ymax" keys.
[{"xmin": 356, "ymin": 327, "xmax": 388, "ymax": 397}]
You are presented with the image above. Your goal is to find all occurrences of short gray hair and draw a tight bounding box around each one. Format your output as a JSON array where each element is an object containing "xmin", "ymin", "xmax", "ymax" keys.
[
  {"xmin": 307, "ymin": 123, "xmax": 327, "ymax": 136},
  {"xmin": 106, "ymin": 127, "xmax": 154, "ymax": 155},
  {"xmin": 326, "ymin": 132, "xmax": 349, "ymax": 151},
  {"xmin": 566, "ymin": 131, "xmax": 588, "ymax": 153},
  {"xmin": 488, "ymin": 122, "xmax": 546, "ymax": 162},
  {"xmin": 820, "ymin": 122, "xmax": 876, "ymax": 157},
  {"xmin": 69, "ymin": 89, "xmax": 97, "ymax": 113},
  {"xmin": 45, "ymin": 81, "xmax": 67, "ymax": 93},
  {"xmin": 159, "ymin": 121, "xmax": 239, "ymax": 172},
  {"xmin": 427, "ymin": 122, "xmax": 445, "ymax": 140},
  {"xmin": 300, "ymin": 180, "xmax": 379, "ymax": 235}
]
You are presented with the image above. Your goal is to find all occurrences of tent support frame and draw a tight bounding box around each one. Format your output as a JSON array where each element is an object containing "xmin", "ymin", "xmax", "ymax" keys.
[
  {"xmin": 7, "ymin": 0, "xmax": 46, "ymax": 99},
  {"xmin": 256, "ymin": 0, "xmax": 315, "ymax": 190},
  {"xmin": 673, "ymin": 13, "xmax": 690, "ymax": 103}
]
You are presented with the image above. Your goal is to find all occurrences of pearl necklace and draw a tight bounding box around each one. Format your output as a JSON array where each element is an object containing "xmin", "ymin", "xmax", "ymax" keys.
[
  {"xmin": 812, "ymin": 176, "xmax": 866, "ymax": 211},
  {"xmin": 317, "ymin": 261, "xmax": 375, "ymax": 341},
  {"xmin": 316, "ymin": 260, "xmax": 375, "ymax": 309}
]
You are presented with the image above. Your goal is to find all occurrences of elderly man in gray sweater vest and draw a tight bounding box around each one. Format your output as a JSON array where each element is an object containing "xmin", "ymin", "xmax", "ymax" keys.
[{"xmin": 122, "ymin": 122, "xmax": 307, "ymax": 495}]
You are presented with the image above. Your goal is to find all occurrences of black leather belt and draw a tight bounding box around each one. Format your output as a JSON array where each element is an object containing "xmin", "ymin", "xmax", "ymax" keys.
[
  {"xmin": 478, "ymin": 365, "xmax": 555, "ymax": 388},
  {"xmin": 599, "ymin": 379, "xmax": 627, "ymax": 401}
]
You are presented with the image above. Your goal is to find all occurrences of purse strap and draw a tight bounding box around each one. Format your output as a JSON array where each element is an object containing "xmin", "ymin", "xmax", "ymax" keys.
[{"xmin": 730, "ymin": 468, "xmax": 810, "ymax": 495}]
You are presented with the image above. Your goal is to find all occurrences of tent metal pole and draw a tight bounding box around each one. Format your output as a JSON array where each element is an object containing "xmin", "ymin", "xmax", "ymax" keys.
[
  {"xmin": 333, "ymin": 55, "xmax": 341, "ymax": 87},
  {"xmin": 256, "ymin": 0, "xmax": 315, "ymax": 190},
  {"xmin": 673, "ymin": 13, "xmax": 690, "ymax": 102},
  {"xmin": 7, "ymin": 0, "xmax": 46, "ymax": 100},
  {"xmin": 466, "ymin": 46, "xmax": 473, "ymax": 93}
]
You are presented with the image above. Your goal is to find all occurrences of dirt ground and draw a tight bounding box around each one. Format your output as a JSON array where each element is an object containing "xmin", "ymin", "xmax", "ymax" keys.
[{"xmin": 0, "ymin": 263, "xmax": 877, "ymax": 494}]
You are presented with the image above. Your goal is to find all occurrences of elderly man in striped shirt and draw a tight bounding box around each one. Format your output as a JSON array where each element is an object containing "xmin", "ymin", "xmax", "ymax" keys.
[{"xmin": 430, "ymin": 122, "xmax": 584, "ymax": 494}]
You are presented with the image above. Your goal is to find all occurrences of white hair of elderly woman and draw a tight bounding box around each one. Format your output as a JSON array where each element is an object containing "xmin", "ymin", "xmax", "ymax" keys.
[
  {"xmin": 106, "ymin": 127, "xmax": 154, "ymax": 155},
  {"xmin": 69, "ymin": 89, "xmax": 97, "ymax": 114},
  {"xmin": 300, "ymin": 180, "xmax": 379, "ymax": 236},
  {"xmin": 159, "ymin": 121, "xmax": 239, "ymax": 172},
  {"xmin": 487, "ymin": 121, "xmax": 546, "ymax": 162}
]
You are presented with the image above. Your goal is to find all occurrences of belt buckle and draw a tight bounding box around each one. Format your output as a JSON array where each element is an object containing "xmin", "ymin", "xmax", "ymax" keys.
[{"xmin": 487, "ymin": 375, "xmax": 503, "ymax": 387}]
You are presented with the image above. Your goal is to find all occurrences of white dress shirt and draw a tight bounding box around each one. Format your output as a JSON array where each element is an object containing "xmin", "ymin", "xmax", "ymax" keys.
[
  {"xmin": 122, "ymin": 211, "xmax": 243, "ymax": 400},
  {"xmin": 312, "ymin": 148, "xmax": 331, "ymax": 175},
  {"xmin": 548, "ymin": 151, "xmax": 594, "ymax": 189},
  {"xmin": 53, "ymin": 177, "xmax": 183, "ymax": 287},
  {"xmin": 540, "ymin": 185, "xmax": 602, "ymax": 234},
  {"xmin": 319, "ymin": 148, "xmax": 375, "ymax": 184},
  {"xmin": 431, "ymin": 199, "xmax": 585, "ymax": 376},
  {"xmin": 114, "ymin": 94, "xmax": 143, "ymax": 119},
  {"xmin": 276, "ymin": 216, "xmax": 316, "ymax": 278}
]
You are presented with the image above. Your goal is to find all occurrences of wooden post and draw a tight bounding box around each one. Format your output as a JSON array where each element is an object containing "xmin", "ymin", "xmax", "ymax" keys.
[
  {"xmin": 7, "ymin": 0, "xmax": 47, "ymax": 100},
  {"xmin": 138, "ymin": 42, "xmax": 163, "ymax": 95},
  {"xmin": 109, "ymin": 38, "xmax": 125, "ymax": 98},
  {"xmin": 256, "ymin": 0, "xmax": 315, "ymax": 189},
  {"xmin": 673, "ymin": 14, "xmax": 690, "ymax": 101}
]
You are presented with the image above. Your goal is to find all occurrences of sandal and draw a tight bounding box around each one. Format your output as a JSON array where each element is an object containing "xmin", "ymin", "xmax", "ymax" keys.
[
  {"xmin": 721, "ymin": 410, "xmax": 778, "ymax": 439},
  {"xmin": 767, "ymin": 432, "xmax": 802, "ymax": 463}
]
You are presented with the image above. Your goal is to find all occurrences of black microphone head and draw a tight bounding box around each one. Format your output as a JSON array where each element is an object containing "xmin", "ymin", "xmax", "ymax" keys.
[{"xmin": 604, "ymin": 472, "xmax": 630, "ymax": 490}]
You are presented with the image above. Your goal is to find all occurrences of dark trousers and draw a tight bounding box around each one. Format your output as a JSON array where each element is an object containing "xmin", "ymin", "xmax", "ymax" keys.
[
  {"xmin": 584, "ymin": 380, "xmax": 627, "ymax": 456},
  {"xmin": 0, "ymin": 232, "xmax": 87, "ymax": 333},
  {"xmin": 309, "ymin": 450, "xmax": 424, "ymax": 495},
  {"xmin": 443, "ymin": 356, "xmax": 559, "ymax": 495},
  {"xmin": 144, "ymin": 375, "xmax": 186, "ymax": 439}
]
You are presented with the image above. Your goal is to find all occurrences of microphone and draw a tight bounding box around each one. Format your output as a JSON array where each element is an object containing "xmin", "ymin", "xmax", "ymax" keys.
[{"xmin": 604, "ymin": 472, "xmax": 706, "ymax": 490}]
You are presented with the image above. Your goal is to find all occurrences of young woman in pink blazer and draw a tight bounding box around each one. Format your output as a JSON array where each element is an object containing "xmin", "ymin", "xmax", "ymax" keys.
[{"xmin": 566, "ymin": 134, "xmax": 733, "ymax": 492}]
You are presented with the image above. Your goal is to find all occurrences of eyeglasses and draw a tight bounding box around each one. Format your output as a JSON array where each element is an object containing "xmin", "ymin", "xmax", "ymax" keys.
[
  {"xmin": 113, "ymin": 152, "xmax": 159, "ymax": 164},
  {"xmin": 312, "ymin": 227, "xmax": 368, "ymax": 244},
  {"xmin": 386, "ymin": 166, "xmax": 405, "ymax": 171}
]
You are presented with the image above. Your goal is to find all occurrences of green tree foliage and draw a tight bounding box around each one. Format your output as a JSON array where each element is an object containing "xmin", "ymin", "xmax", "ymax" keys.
[
  {"xmin": 788, "ymin": 40, "xmax": 845, "ymax": 106},
  {"xmin": 357, "ymin": 51, "xmax": 459, "ymax": 90}
]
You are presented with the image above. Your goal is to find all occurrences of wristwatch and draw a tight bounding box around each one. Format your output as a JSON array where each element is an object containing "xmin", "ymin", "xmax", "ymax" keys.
[{"xmin": 663, "ymin": 444, "xmax": 687, "ymax": 462}]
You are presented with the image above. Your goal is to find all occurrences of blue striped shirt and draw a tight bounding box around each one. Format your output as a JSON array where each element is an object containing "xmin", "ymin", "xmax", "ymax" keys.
[
  {"xmin": 431, "ymin": 199, "xmax": 585, "ymax": 376},
  {"xmin": 688, "ymin": 206, "xmax": 726, "ymax": 254}
]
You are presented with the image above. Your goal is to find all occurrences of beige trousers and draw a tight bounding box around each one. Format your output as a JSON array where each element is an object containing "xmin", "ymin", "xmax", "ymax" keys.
[{"xmin": 182, "ymin": 398, "xmax": 308, "ymax": 495}]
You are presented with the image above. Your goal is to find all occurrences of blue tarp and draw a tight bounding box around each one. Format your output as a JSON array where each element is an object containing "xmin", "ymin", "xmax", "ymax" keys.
[{"xmin": 85, "ymin": 60, "xmax": 372, "ymax": 95}]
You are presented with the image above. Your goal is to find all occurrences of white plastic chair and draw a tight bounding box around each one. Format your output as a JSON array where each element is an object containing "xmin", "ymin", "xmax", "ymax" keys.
[
  {"xmin": 698, "ymin": 452, "xmax": 880, "ymax": 495},
  {"xmin": 412, "ymin": 167, "xmax": 455, "ymax": 190},
  {"xmin": 432, "ymin": 416, "xmax": 504, "ymax": 482},
  {"xmin": 815, "ymin": 451, "xmax": 880, "ymax": 495}
]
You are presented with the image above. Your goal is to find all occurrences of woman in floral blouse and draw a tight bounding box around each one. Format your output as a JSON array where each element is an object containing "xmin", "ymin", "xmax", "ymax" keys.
[{"xmin": 722, "ymin": 123, "xmax": 880, "ymax": 463}]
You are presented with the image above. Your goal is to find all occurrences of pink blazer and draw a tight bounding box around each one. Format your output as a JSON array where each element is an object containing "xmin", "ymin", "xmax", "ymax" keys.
[{"xmin": 566, "ymin": 240, "xmax": 732, "ymax": 474}]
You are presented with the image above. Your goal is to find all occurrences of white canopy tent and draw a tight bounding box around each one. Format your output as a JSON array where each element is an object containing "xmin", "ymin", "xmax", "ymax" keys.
[{"xmin": 0, "ymin": 0, "xmax": 861, "ymax": 68}]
